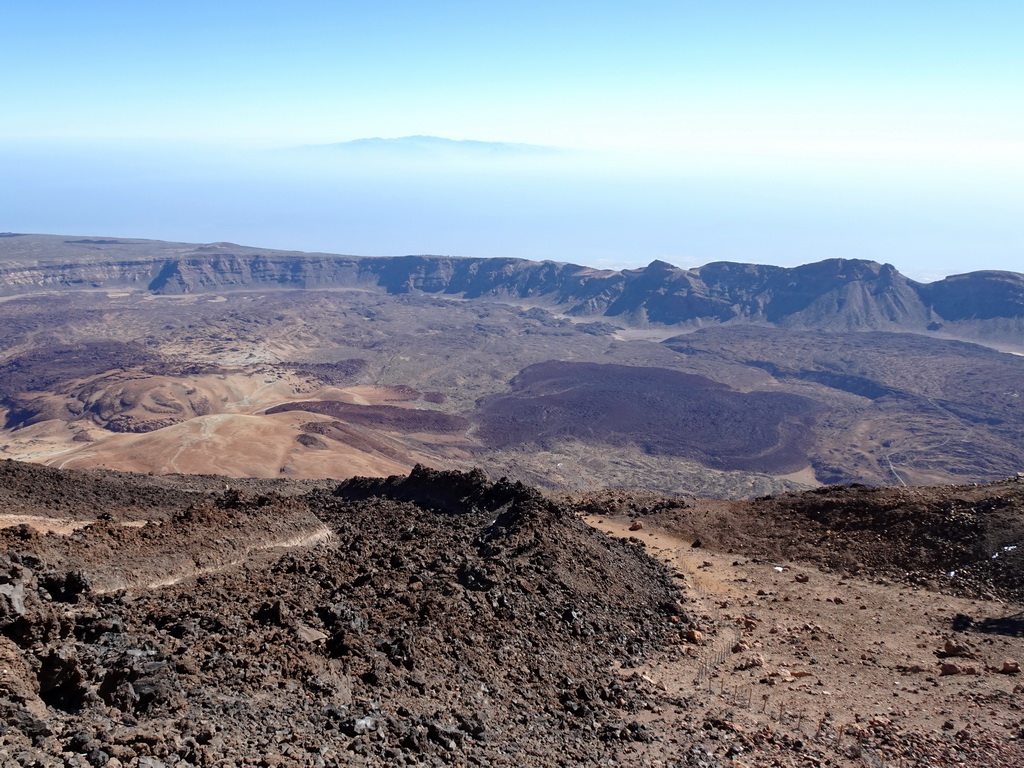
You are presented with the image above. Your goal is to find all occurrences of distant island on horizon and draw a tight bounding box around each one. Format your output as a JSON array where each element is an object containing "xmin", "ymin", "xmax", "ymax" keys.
[{"xmin": 290, "ymin": 134, "xmax": 572, "ymax": 156}]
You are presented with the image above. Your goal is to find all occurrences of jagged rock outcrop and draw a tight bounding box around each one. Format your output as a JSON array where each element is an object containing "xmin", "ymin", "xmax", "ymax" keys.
[{"xmin": 0, "ymin": 462, "xmax": 685, "ymax": 766}]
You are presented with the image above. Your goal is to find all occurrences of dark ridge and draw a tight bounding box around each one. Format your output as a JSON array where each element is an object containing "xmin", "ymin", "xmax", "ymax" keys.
[
  {"xmin": 146, "ymin": 260, "xmax": 182, "ymax": 292},
  {"xmin": 575, "ymin": 476, "xmax": 1024, "ymax": 603},
  {"xmin": 300, "ymin": 421, "xmax": 411, "ymax": 463},
  {"xmin": 748, "ymin": 361, "xmax": 897, "ymax": 400},
  {"xmin": 0, "ymin": 342, "xmax": 162, "ymax": 403},
  {"xmin": 333, "ymin": 464, "xmax": 547, "ymax": 520},
  {"xmin": 265, "ymin": 400, "xmax": 469, "ymax": 433},
  {"xmin": 0, "ymin": 459, "xmax": 203, "ymax": 519},
  {"xmin": 753, "ymin": 482, "xmax": 1024, "ymax": 599},
  {"xmin": 919, "ymin": 271, "xmax": 1024, "ymax": 321},
  {"xmin": 0, "ymin": 463, "xmax": 686, "ymax": 763},
  {"xmin": 760, "ymin": 258, "xmax": 894, "ymax": 322},
  {"xmin": 476, "ymin": 361, "xmax": 818, "ymax": 473},
  {"xmin": 573, "ymin": 321, "xmax": 623, "ymax": 336},
  {"xmin": 295, "ymin": 432, "xmax": 327, "ymax": 449},
  {"xmin": 2, "ymin": 236, "xmax": 1023, "ymax": 344},
  {"xmin": 287, "ymin": 359, "xmax": 368, "ymax": 385},
  {"xmin": 759, "ymin": 483, "xmax": 1024, "ymax": 601}
]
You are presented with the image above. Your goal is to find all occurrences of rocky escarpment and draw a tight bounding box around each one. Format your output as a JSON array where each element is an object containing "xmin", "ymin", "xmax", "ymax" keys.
[{"xmin": 1, "ymin": 234, "xmax": 1023, "ymax": 346}]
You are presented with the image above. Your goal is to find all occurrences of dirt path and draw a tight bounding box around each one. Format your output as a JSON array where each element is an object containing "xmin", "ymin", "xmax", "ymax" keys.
[
  {"xmin": 132, "ymin": 526, "xmax": 334, "ymax": 591},
  {"xmin": 168, "ymin": 413, "xmax": 227, "ymax": 473},
  {"xmin": 586, "ymin": 516, "xmax": 742, "ymax": 687},
  {"xmin": 584, "ymin": 514, "xmax": 1024, "ymax": 763},
  {"xmin": 0, "ymin": 515, "xmax": 94, "ymax": 535},
  {"xmin": 1, "ymin": 507, "xmax": 334, "ymax": 595}
]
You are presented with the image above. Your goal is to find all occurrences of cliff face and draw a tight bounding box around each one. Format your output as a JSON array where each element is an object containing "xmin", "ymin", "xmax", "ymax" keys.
[
  {"xmin": 0, "ymin": 258, "xmax": 166, "ymax": 294},
  {"xmin": 0, "ymin": 234, "xmax": 1021, "ymax": 346},
  {"xmin": 918, "ymin": 270, "xmax": 1024, "ymax": 321},
  {"xmin": 146, "ymin": 253, "xmax": 365, "ymax": 294}
]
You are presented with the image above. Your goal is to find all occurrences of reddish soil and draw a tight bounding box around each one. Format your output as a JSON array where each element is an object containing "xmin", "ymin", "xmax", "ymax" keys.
[
  {"xmin": 586, "ymin": 516, "xmax": 1024, "ymax": 768},
  {"xmin": 299, "ymin": 421, "xmax": 415, "ymax": 464}
]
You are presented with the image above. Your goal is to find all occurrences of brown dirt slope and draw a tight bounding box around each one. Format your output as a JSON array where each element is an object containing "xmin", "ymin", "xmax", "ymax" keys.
[{"xmin": 570, "ymin": 477, "xmax": 1024, "ymax": 603}]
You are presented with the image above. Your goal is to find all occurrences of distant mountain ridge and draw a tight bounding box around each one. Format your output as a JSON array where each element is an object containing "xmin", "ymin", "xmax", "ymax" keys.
[
  {"xmin": 293, "ymin": 135, "xmax": 566, "ymax": 156},
  {"xmin": 1, "ymin": 234, "xmax": 1022, "ymax": 349}
]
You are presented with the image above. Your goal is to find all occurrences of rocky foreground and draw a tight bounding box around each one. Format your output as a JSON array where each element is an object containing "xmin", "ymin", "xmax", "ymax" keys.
[
  {"xmin": 1, "ymin": 463, "xmax": 681, "ymax": 766},
  {"xmin": 2, "ymin": 461, "xmax": 1024, "ymax": 766}
]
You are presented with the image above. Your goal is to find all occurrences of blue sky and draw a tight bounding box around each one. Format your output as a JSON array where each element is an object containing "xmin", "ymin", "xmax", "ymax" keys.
[{"xmin": 2, "ymin": 1, "xmax": 1022, "ymax": 278}]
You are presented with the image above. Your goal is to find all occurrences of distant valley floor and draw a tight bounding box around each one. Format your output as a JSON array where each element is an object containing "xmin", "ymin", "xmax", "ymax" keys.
[{"xmin": 1, "ymin": 235, "xmax": 1023, "ymax": 496}]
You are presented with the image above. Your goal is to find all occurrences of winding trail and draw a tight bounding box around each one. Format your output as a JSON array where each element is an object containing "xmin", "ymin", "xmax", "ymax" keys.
[
  {"xmin": 93, "ymin": 524, "xmax": 334, "ymax": 594},
  {"xmin": 134, "ymin": 526, "xmax": 334, "ymax": 591},
  {"xmin": 168, "ymin": 413, "xmax": 227, "ymax": 473},
  {"xmin": 584, "ymin": 516, "xmax": 741, "ymax": 688},
  {"xmin": 882, "ymin": 394, "xmax": 978, "ymax": 485}
]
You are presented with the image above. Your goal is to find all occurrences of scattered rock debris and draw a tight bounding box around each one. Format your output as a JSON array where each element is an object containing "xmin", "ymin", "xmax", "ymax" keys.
[
  {"xmin": 1, "ymin": 463, "xmax": 683, "ymax": 766},
  {"xmin": 3, "ymin": 461, "xmax": 1024, "ymax": 765}
]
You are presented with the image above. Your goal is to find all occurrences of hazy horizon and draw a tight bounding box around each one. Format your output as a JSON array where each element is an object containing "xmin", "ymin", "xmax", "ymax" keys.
[{"xmin": 3, "ymin": 2, "xmax": 1021, "ymax": 282}]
